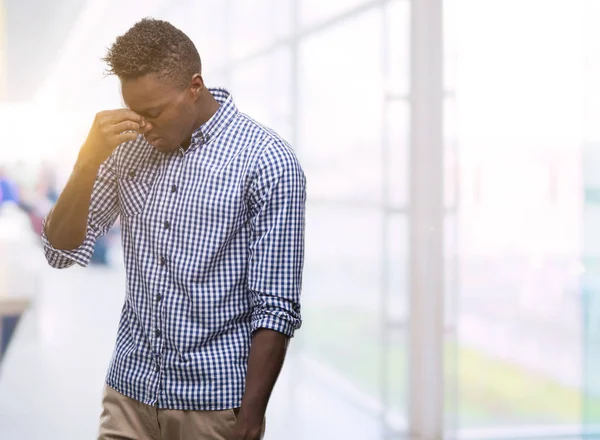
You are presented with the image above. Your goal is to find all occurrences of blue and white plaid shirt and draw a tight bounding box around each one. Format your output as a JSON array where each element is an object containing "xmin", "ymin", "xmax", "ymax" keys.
[{"xmin": 42, "ymin": 88, "xmax": 306, "ymax": 410}]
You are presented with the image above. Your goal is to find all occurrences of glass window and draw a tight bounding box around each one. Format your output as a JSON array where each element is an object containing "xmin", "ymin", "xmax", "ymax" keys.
[
  {"xmin": 229, "ymin": 48, "xmax": 292, "ymax": 142},
  {"xmin": 300, "ymin": 0, "xmax": 373, "ymax": 27},
  {"xmin": 382, "ymin": 214, "xmax": 409, "ymax": 426},
  {"xmin": 298, "ymin": 9, "xmax": 383, "ymax": 204},
  {"xmin": 583, "ymin": 2, "xmax": 600, "ymax": 426},
  {"xmin": 302, "ymin": 205, "xmax": 390, "ymax": 424},
  {"xmin": 445, "ymin": 98, "xmax": 458, "ymax": 209},
  {"xmin": 385, "ymin": 0, "xmax": 410, "ymax": 97},
  {"xmin": 385, "ymin": 100, "xmax": 409, "ymax": 209},
  {"xmin": 450, "ymin": 0, "xmax": 587, "ymax": 434},
  {"xmin": 185, "ymin": 0, "xmax": 230, "ymax": 72},
  {"xmin": 444, "ymin": 0, "xmax": 458, "ymax": 92},
  {"xmin": 583, "ymin": 0, "xmax": 600, "ymax": 143},
  {"xmin": 230, "ymin": 0, "xmax": 292, "ymax": 59},
  {"xmin": 385, "ymin": 214, "xmax": 409, "ymax": 322},
  {"xmin": 445, "ymin": 212, "xmax": 460, "ymax": 433}
]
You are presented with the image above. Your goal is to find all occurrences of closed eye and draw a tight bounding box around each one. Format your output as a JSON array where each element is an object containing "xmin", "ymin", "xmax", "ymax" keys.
[{"xmin": 139, "ymin": 108, "xmax": 162, "ymax": 119}]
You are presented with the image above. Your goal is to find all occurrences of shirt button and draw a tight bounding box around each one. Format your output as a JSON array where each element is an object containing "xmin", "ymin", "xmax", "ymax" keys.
[
  {"xmin": 159, "ymin": 256, "xmax": 166, "ymax": 266},
  {"xmin": 128, "ymin": 170, "xmax": 136, "ymax": 178},
  {"xmin": 155, "ymin": 329, "xmax": 162, "ymax": 338},
  {"xmin": 164, "ymin": 221, "xmax": 170, "ymax": 230},
  {"xmin": 155, "ymin": 294, "xmax": 163, "ymax": 302},
  {"xmin": 156, "ymin": 365, "xmax": 160, "ymax": 372},
  {"xmin": 171, "ymin": 184, "xmax": 177, "ymax": 193}
]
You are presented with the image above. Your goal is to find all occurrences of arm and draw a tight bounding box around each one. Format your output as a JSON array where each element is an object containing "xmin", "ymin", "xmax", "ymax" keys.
[
  {"xmin": 42, "ymin": 109, "xmax": 146, "ymax": 267},
  {"xmin": 42, "ymin": 155, "xmax": 119, "ymax": 268},
  {"xmin": 45, "ymin": 159, "xmax": 106, "ymax": 251},
  {"xmin": 233, "ymin": 144, "xmax": 306, "ymax": 439}
]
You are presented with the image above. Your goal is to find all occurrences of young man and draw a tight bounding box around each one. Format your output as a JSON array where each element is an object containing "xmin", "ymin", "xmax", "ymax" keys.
[{"xmin": 42, "ymin": 18, "xmax": 305, "ymax": 440}]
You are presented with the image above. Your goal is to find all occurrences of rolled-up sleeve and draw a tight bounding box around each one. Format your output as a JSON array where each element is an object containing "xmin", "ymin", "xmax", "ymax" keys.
[
  {"xmin": 41, "ymin": 154, "xmax": 120, "ymax": 269},
  {"xmin": 247, "ymin": 142, "xmax": 306, "ymax": 337}
]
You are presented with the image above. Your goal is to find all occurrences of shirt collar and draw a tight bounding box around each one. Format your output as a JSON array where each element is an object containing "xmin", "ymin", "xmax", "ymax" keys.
[{"xmin": 189, "ymin": 87, "xmax": 238, "ymax": 149}]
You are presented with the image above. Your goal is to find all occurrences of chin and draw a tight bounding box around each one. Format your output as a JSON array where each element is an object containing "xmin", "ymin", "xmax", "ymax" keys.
[
  {"xmin": 155, "ymin": 144, "xmax": 177, "ymax": 153},
  {"xmin": 149, "ymin": 138, "xmax": 176, "ymax": 153}
]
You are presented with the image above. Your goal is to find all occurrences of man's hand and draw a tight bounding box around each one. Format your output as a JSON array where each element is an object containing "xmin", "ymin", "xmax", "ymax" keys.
[
  {"xmin": 229, "ymin": 329, "xmax": 288, "ymax": 440},
  {"xmin": 230, "ymin": 413, "xmax": 264, "ymax": 440},
  {"xmin": 78, "ymin": 109, "xmax": 150, "ymax": 168}
]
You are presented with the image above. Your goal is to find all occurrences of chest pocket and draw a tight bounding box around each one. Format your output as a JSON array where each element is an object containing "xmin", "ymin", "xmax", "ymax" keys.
[{"xmin": 118, "ymin": 168, "xmax": 155, "ymax": 218}]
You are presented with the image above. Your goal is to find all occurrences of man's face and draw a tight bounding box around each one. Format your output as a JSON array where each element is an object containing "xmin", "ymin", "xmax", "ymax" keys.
[{"xmin": 121, "ymin": 73, "xmax": 197, "ymax": 153}]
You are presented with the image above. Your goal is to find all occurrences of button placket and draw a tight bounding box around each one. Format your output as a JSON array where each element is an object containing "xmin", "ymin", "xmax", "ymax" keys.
[{"xmin": 154, "ymin": 155, "xmax": 182, "ymax": 381}]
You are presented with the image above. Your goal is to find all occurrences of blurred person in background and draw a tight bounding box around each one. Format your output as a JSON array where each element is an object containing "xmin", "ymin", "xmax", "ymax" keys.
[
  {"xmin": 41, "ymin": 18, "xmax": 306, "ymax": 440},
  {"xmin": 0, "ymin": 166, "xmax": 20, "ymax": 208},
  {"xmin": 19, "ymin": 163, "xmax": 59, "ymax": 236},
  {"xmin": 27, "ymin": 163, "xmax": 111, "ymax": 263}
]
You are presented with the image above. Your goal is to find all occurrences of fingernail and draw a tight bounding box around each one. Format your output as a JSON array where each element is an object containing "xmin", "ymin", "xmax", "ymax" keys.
[{"xmin": 141, "ymin": 119, "xmax": 146, "ymax": 127}]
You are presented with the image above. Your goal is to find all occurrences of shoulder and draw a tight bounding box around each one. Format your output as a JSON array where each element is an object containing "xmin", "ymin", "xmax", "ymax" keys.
[{"xmin": 233, "ymin": 113, "xmax": 303, "ymax": 175}]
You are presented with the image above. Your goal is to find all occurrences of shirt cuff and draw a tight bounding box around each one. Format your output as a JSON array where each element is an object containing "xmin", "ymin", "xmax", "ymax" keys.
[
  {"xmin": 251, "ymin": 310, "xmax": 301, "ymax": 338},
  {"xmin": 41, "ymin": 219, "xmax": 97, "ymax": 268}
]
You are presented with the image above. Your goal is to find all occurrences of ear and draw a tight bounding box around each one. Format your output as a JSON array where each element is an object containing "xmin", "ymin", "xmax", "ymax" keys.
[{"xmin": 190, "ymin": 74, "xmax": 205, "ymax": 99}]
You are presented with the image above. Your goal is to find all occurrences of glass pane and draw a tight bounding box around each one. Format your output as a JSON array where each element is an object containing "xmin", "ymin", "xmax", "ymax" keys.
[
  {"xmin": 299, "ymin": 9, "xmax": 383, "ymax": 203},
  {"xmin": 445, "ymin": 213, "xmax": 460, "ymax": 433},
  {"xmin": 230, "ymin": 0, "xmax": 292, "ymax": 59},
  {"xmin": 385, "ymin": 214, "xmax": 409, "ymax": 322},
  {"xmin": 454, "ymin": 0, "xmax": 582, "ymax": 141},
  {"xmin": 186, "ymin": 0, "xmax": 229, "ymax": 72},
  {"xmin": 158, "ymin": 5, "xmax": 187, "ymax": 30},
  {"xmin": 385, "ymin": 0, "xmax": 410, "ymax": 97},
  {"xmin": 583, "ymin": 1, "xmax": 600, "ymax": 143},
  {"xmin": 445, "ymin": 98, "xmax": 458, "ymax": 209},
  {"xmin": 384, "ymin": 327, "xmax": 408, "ymax": 434},
  {"xmin": 451, "ymin": 0, "xmax": 586, "ymax": 435},
  {"xmin": 444, "ymin": 0, "xmax": 458, "ymax": 92},
  {"xmin": 230, "ymin": 49, "xmax": 292, "ymax": 141},
  {"xmin": 382, "ymin": 214, "xmax": 409, "ymax": 428},
  {"xmin": 302, "ymin": 205, "xmax": 382, "ymax": 396},
  {"xmin": 583, "ymin": 142, "xmax": 600, "ymax": 431},
  {"xmin": 385, "ymin": 100, "xmax": 409, "ymax": 210},
  {"xmin": 300, "ymin": 0, "xmax": 372, "ymax": 27},
  {"xmin": 583, "ymin": 2, "xmax": 600, "ymax": 430}
]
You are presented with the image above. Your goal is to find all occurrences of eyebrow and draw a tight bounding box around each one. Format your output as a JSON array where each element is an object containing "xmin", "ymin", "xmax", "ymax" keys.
[
  {"xmin": 137, "ymin": 107, "xmax": 161, "ymax": 116},
  {"xmin": 126, "ymin": 105, "xmax": 162, "ymax": 119},
  {"xmin": 121, "ymin": 97, "xmax": 162, "ymax": 116}
]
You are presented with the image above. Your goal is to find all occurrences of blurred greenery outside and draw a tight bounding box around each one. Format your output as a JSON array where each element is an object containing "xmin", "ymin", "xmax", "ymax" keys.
[{"xmin": 302, "ymin": 306, "xmax": 599, "ymax": 428}]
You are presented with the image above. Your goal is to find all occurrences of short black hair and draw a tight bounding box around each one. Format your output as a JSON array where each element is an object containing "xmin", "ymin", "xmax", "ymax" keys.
[{"xmin": 103, "ymin": 18, "xmax": 201, "ymax": 87}]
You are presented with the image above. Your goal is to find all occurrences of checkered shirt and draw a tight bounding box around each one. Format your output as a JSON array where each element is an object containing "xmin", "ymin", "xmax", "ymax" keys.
[{"xmin": 41, "ymin": 88, "xmax": 305, "ymax": 410}]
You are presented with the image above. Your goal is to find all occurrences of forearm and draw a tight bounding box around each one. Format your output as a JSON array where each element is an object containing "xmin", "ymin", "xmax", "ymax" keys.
[
  {"xmin": 45, "ymin": 159, "xmax": 100, "ymax": 251},
  {"xmin": 238, "ymin": 329, "xmax": 289, "ymax": 422}
]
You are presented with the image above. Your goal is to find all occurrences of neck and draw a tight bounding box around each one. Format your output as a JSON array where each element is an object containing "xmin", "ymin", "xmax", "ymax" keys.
[{"xmin": 182, "ymin": 90, "xmax": 221, "ymax": 149}]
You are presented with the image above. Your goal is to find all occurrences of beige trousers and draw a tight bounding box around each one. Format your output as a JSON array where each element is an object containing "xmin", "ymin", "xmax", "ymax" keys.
[{"xmin": 97, "ymin": 385, "xmax": 265, "ymax": 440}]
